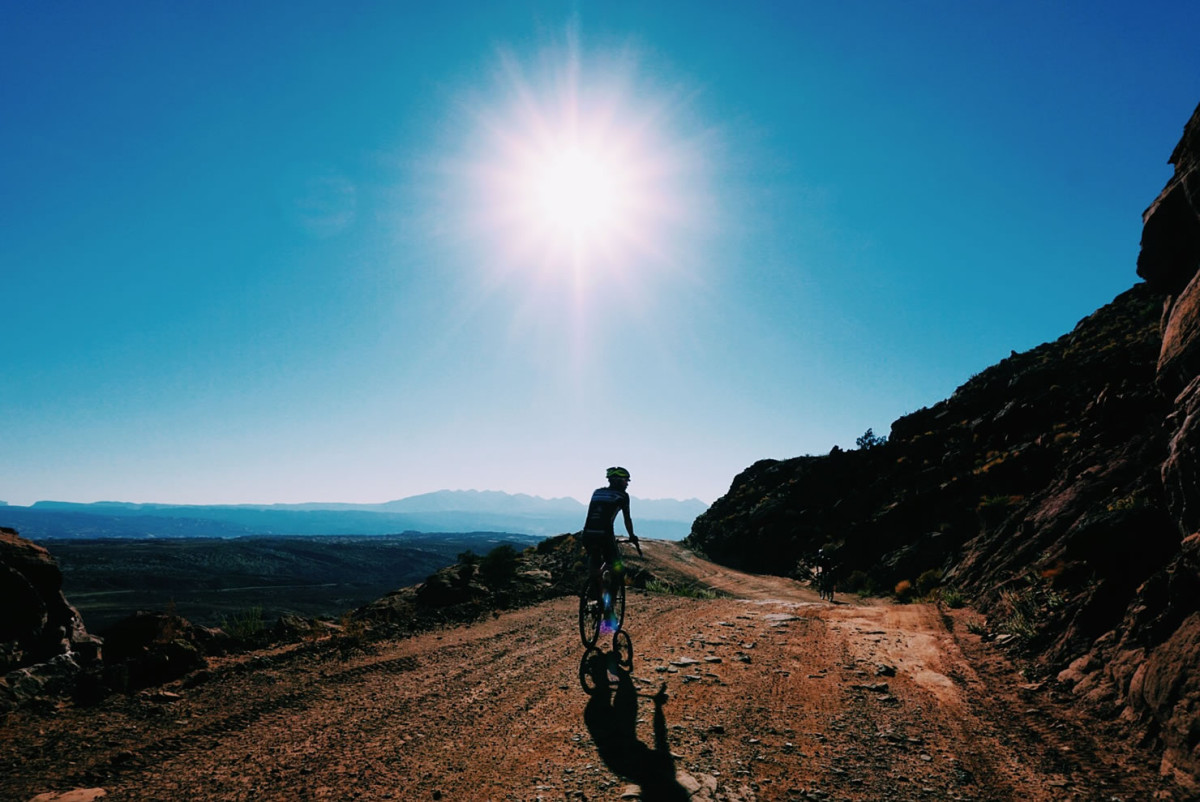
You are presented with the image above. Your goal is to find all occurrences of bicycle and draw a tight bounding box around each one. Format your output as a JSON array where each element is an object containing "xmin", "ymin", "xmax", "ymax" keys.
[
  {"xmin": 578, "ymin": 537, "xmax": 641, "ymax": 673},
  {"xmin": 815, "ymin": 565, "xmax": 836, "ymax": 602}
]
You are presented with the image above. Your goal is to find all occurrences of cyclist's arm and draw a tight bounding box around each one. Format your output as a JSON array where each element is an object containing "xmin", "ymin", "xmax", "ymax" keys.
[{"xmin": 621, "ymin": 505, "xmax": 643, "ymax": 553}]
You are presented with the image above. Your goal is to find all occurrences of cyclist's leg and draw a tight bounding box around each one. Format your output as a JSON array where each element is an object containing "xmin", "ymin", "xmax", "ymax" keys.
[
  {"xmin": 581, "ymin": 531, "xmax": 605, "ymax": 578},
  {"xmin": 602, "ymin": 533, "xmax": 619, "ymax": 576},
  {"xmin": 600, "ymin": 534, "xmax": 620, "ymax": 632}
]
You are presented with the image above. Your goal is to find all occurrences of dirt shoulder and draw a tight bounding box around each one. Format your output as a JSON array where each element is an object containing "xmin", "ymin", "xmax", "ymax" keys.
[{"xmin": 1, "ymin": 541, "xmax": 1179, "ymax": 801}]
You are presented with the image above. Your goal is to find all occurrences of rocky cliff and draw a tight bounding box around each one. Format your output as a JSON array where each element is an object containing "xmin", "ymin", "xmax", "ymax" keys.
[
  {"xmin": 0, "ymin": 527, "xmax": 102, "ymax": 710},
  {"xmin": 686, "ymin": 101, "xmax": 1200, "ymax": 789}
]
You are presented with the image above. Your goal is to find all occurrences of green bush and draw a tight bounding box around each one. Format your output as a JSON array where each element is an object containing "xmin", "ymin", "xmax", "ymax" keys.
[
  {"xmin": 840, "ymin": 569, "xmax": 872, "ymax": 595},
  {"xmin": 856, "ymin": 428, "xmax": 887, "ymax": 450},
  {"xmin": 479, "ymin": 544, "xmax": 519, "ymax": 587},
  {"xmin": 221, "ymin": 606, "xmax": 264, "ymax": 641},
  {"xmin": 940, "ymin": 587, "xmax": 967, "ymax": 608},
  {"xmin": 916, "ymin": 569, "xmax": 943, "ymax": 596}
]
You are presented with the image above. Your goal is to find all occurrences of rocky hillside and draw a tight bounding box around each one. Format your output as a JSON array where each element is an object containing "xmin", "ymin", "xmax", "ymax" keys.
[
  {"xmin": 0, "ymin": 528, "xmax": 625, "ymax": 711},
  {"xmin": 687, "ymin": 101, "xmax": 1200, "ymax": 789}
]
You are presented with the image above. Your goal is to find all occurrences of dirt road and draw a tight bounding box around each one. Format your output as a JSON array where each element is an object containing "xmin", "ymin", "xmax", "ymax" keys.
[{"xmin": 1, "ymin": 541, "xmax": 1177, "ymax": 801}]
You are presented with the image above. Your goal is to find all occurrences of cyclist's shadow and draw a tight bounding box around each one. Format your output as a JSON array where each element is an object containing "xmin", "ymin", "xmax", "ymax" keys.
[{"xmin": 582, "ymin": 654, "xmax": 689, "ymax": 802}]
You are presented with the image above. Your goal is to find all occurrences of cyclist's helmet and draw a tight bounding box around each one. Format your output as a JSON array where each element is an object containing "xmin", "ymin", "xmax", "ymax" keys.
[{"xmin": 606, "ymin": 466, "xmax": 631, "ymax": 482}]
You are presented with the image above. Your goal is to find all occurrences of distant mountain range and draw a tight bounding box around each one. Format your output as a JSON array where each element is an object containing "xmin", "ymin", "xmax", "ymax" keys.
[{"xmin": 0, "ymin": 490, "xmax": 708, "ymax": 541}]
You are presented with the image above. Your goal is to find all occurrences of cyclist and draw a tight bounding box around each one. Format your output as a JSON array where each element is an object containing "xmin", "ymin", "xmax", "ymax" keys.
[
  {"xmin": 813, "ymin": 548, "xmax": 837, "ymax": 600},
  {"xmin": 582, "ymin": 466, "xmax": 640, "ymax": 579}
]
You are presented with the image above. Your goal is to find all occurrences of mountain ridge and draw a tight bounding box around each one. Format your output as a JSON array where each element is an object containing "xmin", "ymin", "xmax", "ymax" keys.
[{"xmin": 4, "ymin": 490, "xmax": 707, "ymax": 541}]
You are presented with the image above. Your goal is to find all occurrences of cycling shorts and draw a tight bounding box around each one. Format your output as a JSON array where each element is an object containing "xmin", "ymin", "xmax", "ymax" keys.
[{"xmin": 581, "ymin": 529, "xmax": 618, "ymax": 570}]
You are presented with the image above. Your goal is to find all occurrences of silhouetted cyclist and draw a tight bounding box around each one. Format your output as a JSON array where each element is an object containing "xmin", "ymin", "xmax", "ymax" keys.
[
  {"xmin": 813, "ymin": 548, "xmax": 837, "ymax": 601},
  {"xmin": 582, "ymin": 466, "xmax": 640, "ymax": 578}
]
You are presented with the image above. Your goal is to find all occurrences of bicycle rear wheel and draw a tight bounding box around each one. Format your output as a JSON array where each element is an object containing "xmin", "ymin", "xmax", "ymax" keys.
[{"xmin": 579, "ymin": 576, "xmax": 603, "ymax": 647}]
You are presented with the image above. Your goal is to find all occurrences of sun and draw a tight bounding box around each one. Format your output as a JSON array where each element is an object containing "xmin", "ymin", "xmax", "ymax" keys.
[
  {"xmin": 455, "ymin": 39, "xmax": 702, "ymax": 281},
  {"xmin": 511, "ymin": 135, "xmax": 637, "ymax": 261},
  {"xmin": 529, "ymin": 145, "xmax": 625, "ymax": 242}
]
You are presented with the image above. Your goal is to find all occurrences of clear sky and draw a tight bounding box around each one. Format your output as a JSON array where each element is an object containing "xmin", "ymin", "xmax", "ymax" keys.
[{"xmin": 3, "ymin": 2, "xmax": 1198, "ymax": 508}]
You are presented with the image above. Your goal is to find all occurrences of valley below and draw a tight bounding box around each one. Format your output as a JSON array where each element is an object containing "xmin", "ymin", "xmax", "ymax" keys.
[
  {"xmin": 1, "ymin": 541, "xmax": 1177, "ymax": 801},
  {"xmin": 44, "ymin": 533, "xmax": 541, "ymax": 633}
]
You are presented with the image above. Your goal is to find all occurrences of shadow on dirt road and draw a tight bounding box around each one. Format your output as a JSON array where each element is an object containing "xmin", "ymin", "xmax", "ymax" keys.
[{"xmin": 582, "ymin": 650, "xmax": 687, "ymax": 801}]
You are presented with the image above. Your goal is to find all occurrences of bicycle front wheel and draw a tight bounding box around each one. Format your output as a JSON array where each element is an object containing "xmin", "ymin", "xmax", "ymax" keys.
[
  {"xmin": 579, "ymin": 576, "xmax": 603, "ymax": 647},
  {"xmin": 613, "ymin": 629, "xmax": 633, "ymax": 671}
]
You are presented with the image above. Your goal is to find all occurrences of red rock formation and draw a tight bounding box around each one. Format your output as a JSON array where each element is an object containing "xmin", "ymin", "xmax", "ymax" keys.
[
  {"xmin": 1125, "ymin": 101, "xmax": 1200, "ymax": 789},
  {"xmin": 1140, "ymin": 103, "xmax": 1200, "ymax": 533},
  {"xmin": 0, "ymin": 527, "xmax": 102, "ymax": 709}
]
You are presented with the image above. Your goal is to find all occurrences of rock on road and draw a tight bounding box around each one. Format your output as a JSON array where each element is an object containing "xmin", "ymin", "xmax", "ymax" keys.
[{"xmin": 2, "ymin": 541, "xmax": 1176, "ymax": 801}]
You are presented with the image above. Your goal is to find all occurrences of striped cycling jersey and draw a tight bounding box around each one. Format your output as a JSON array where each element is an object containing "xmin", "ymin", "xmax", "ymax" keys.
[{"xmin": 583, "ymin": 486, "xmax": 630, "ymax": 536}]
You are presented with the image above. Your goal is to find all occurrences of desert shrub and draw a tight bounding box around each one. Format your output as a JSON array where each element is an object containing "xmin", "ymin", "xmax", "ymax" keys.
[
  {"xmin": 856, "ymin": 428, "xmax": 887, "ymax": 450},
  {"xmin": 978, "ymin": 494, "xmax": 1018, "ymax": 511},
  {"xmin": 977, "ymin": 494, "xmax": 1023, "ymax": 526},
  {"xmin": 997, "ymin": 589, "xmax": 1038, "ymax": 639},
  {"xmin": 479, "ymin": 544, "xmax": 519, "ymax": 586},
  {"xmin": 840, "ymin": 569, "xmax": 874, "ymax": 596},
  {"xmin": 646, "ymin": 578, "xmax": 719, "ymax": 600},
  {"xmin": 1107, "ymin": 489, "xmax": 1149, "ymax": 513},
  {"xmin": 894, "ymin": 580, "xmax": 914, "ymax": 603},
  {"xmin": 974, "ymin": 451, "xmax": 1011, "ymax": 475},
  {"xmin": 966, "ymin": 620, "xmax": 988, "ymax": 636},
  {"xmin": 940, "ymin": 588, "xmax": 967, "ymax": 609},
  {"xmin": 995, "ymin": 577, "xmax": 1066, "ymax": 641},
  {"xmin": 916, "ymin": 569, "xmax": 943, "ymax": 596},
  {"xmin": 221, "ymin": 606, "xmax": 264, "ymax": 642},
  {"xmin": 457, "ymin": 550, "xmax": 481, "ymax": 565},
  {"xmin": 336, "ymin": 613, "xmax": 369, "ymax": 658}
]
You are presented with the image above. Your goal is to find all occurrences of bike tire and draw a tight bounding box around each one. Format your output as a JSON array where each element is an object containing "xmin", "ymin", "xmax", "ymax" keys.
[
  {"xmin": 579, "ymin": 576, "xmax": 603, "ymax": 648},
  {"xmin": 613, "ymin": 629, "xmax": 633, "ymax": 671},
  {"xmin": 610, "ymin": 577, "xmax": 626, "ymax": 633}
]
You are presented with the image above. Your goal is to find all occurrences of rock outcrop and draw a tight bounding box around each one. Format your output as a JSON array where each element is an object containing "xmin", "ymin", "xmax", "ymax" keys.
[
  {"xmin": 686, "ymin": 100, "xmax": 1200, "ymax": 789},
  {"xmin": 1122, "ymin": 100, "xmax": 1200, "ymax": 789},
  {"xmin": 1, "ymin": 527, "xmax": 102, "ymax": 710},
  {"xmin": 99, "ymin": 610, "xmax": 225, "ymax": 692}
]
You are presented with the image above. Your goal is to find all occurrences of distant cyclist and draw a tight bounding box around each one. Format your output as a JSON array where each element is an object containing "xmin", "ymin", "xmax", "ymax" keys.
[
  {"xmin": 582, "ymin": 466, "xmax": 640, "ymax": 577},
  {"xmin": 813, "ymin": 548, "xmax": 837, "ymax": 601}
]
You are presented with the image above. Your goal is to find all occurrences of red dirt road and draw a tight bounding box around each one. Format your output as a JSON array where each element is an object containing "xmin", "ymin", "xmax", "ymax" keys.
[{"xmin": 1, "ymin": 541, "xmax": 1178, "ymax": 801}]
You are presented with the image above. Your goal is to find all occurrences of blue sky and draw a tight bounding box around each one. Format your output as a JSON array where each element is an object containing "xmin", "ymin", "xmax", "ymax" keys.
[{"xmin": 2, "ymin": 1, "xmax": 1198, "ymax": 508}]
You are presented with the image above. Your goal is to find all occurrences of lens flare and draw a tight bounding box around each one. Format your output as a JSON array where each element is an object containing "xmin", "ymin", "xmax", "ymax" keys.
[{"xmin": 452, "ymin": 35, "xmax": 708, "ymax": 285}]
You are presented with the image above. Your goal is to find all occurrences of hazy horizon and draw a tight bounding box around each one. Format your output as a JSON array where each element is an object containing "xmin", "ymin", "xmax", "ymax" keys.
[
  {"xmin": 4, "ymin": 2, "xmax": 1198, "ymax": 510},
  {"xmin": 0, "ymin": 488, "xmax": 710, "ymax": 509}
]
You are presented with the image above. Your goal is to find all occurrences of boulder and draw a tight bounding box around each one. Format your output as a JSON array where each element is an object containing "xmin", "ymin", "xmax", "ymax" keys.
[
  {"xmin": 101, "ymin": 611, "xmax": 212, "ymax": 692},
  {"xmin": 0, "ymin": 528, "xmax": 102, "ymax": 709},
  {"xmin": 415, "ymin": 563, "xmax": 489, "ymax": 607},
  {"xmin": 0, "ymin": 527, "xmax": 101, "ymax": 669},
  {"xmin": 1127, "ymin": 612, "xmax": 1200, "ymax": 792}
]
